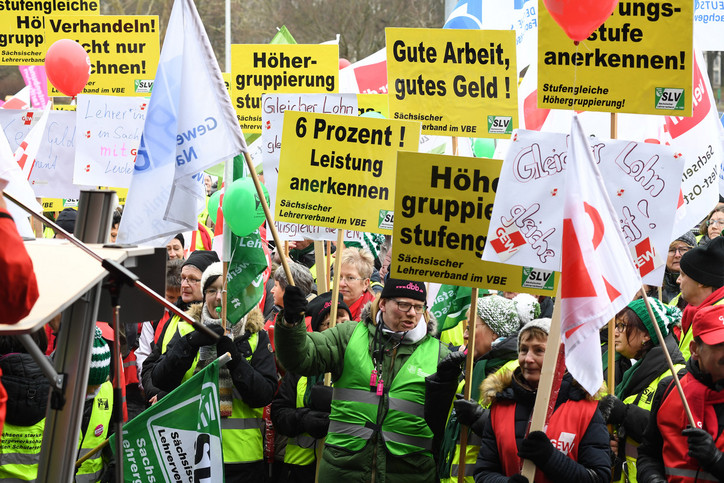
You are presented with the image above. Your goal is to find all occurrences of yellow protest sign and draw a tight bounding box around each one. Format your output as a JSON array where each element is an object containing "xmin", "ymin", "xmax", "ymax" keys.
[
  {"xmin": 386, "ymin": 28, "xmax": 517, "ymax": 138},
  {"xmin": 54, "ymin": 104, "xmax": 76, "ymax": 111},
  {"xmin": 357, "ymin": 94, "xmax": 389, "ymax": 118},
  {"xmin": 0, "ymin": 0, "xmax": 99, "ymax": 65},
  {"xmin": 538, "ymin": 0, "xmax": 693, "ymax": 116},
  {"xmin": 44, "ymin": 15, "xmax": 159, "ymax": 96},
  {"xmin": 392, "ymin": 151, "xmax": 558, "ymax": 295},
  {"xmin": 41, "ymin": 197, "xmax": 79, "ymax": 211},
  {"xmin": 276, "ymin": 111, "xmax": 420, "ymax": 235},
  {"xmin": 231, "ymin": 44, "xmax": 339, "ymax": 133}
]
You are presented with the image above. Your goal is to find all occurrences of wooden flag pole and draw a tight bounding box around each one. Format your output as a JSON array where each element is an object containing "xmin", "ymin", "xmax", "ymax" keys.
[
  {"xmin": 325, "ymin": 229, "xmax": 345, "ymax": 387},
  {"xmin": 457, "ymin": 287, "xmax": 479, "ymax": 483},
  {"xmin": 314, "ymin": 240, "xmax": 328, "ymax": 293},
  {"xmin": 521, "ymin": 284, "xmax": 563, "ymax": 480},
  {"xmin": 607, "ymin": 319, "xmax": 615, "ymax": 395}
]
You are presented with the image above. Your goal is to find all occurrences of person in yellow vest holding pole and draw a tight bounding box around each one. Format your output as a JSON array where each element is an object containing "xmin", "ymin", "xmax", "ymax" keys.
[
  {"xmin": 150, "ymin": 261, "xmax": 278, "ymax": 482},
  {"xmin": 276, "ymin": 278, "xmax": 457, "ymax": 482},
  {"xmin": 598, "ymin": 298, "xmax": 685, "ymax": 483}
]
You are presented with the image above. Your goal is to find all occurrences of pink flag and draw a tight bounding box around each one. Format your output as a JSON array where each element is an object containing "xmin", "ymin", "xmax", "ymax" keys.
[{"xmin": 561, "ymin": 115, "xmax": 641, "ymax": 395}]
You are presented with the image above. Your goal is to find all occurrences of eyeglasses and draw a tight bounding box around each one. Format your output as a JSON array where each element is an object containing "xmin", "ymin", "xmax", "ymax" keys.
[
  {"xmin": 668, "ymin": 246, "xmax": 691, "ymax": 255},
  {"xmin": 393, "ymin": 299, "xmax": 427, "ymax": 314},
  {"xmin": 181, "ymin": 277, "xmax": 201, "ymax": 285},
  {"xmin": 340, "ymin": 276, "xmax": 365, "ymax": 283},
  {"xmin": 614, "ymin": 322, "xmax": 627, "ymax": 332},
  {"xmin": 708, "ymin": 219, "xmax": 724, "ymax": 227}
]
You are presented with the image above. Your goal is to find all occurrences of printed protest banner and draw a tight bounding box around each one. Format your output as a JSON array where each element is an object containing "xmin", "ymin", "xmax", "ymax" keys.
[
  {"xmin": 538, "ymin": 0, "xmax": 693, "ymax": 116},
  {"xmin": 392, "ymin": 151, "xmax": 557, "ymax": 294},
  {"xmin": 111, "ymin": 358, "xmax": 224, "ymax": 482},
  {"xmin": 230, "ymin": 44, "xmax": 339, "ymax": 133},
  {"xmin": 481, "ymin": 129, "xmax": 684, "ymax": 286},
  {"xmin": 276, "ymin": 111, "xmax": 419, "ymax": 235},
  {"xmin": 44, "ymin": 15, "xmax": 160, "ymax": 96},
  {"xmin": 0, "ymin": 109, "xmax": 84, "ymax": 199},
  {"xmin": 695, "ymin": 1, "xmax": 724, "ymax": 50},
  {"xmin": 0, "ymin": 0, "xmax": 99, "ymax": 66},
  {"xmin": 338, "ymin": 48, "xmax": 388, "ymax": 95},
  {"xmin": 19, "ymin": 65, "xmax": 49, "ymax": 108},
  {"xmin": 73, "ymin": 94, "xmax": 146, "ymax": 187},
  {"xmin": 262, "ymin": 93, "xmax": 359, "ymax": 241},
  {"xmin": 386, "ymin": 28, "xmax": 517, "ymax": 138}
]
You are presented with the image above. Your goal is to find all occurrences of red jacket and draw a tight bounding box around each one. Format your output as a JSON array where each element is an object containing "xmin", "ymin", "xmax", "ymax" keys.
[{"xmin": 1, "ymin": 209, "xmax": 39, "ymax": 323}]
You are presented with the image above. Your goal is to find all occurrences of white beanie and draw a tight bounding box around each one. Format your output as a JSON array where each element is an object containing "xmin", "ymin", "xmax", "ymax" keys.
[{"xmin": 517, "ymin": 317, "xmax": 552, "ymax": 349}]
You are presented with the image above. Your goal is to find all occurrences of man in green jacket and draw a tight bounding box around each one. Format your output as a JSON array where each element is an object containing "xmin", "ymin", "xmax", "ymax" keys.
[{"xmin": 276, "ymin": 278, "xmax": 461, "ymax": 482}]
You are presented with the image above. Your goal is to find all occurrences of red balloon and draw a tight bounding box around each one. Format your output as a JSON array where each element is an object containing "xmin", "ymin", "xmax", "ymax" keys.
[
  {"xmin": 543, "ymin": 0, "xmax": 619, "ymax": 42},
  {"xmin": 339, "ymin": 58, "xmax": 351, "ymax": 69},
  {"xmin": 45, "ymin": 39, "xmax": 91, "ymax": 97}
]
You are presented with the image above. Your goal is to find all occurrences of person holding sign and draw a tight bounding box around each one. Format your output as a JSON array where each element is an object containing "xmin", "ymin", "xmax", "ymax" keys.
[
  {"xmin": 637, "ymin": 304, "xmax": 724, "ymax": 483},
  {"xmin": 473, "ymin": 318, "xmax": 612, "ymax": 483},
  {"xmin": 275, "ymin": 278, "xmax": 455, "ymax": 482},
  {"xmin": 337, "ymin": 247, "xmax": 376, "ymax": 321},
  {"xmin": 598, "ymin": 299, "xmax": 685, "ymax": 483}
]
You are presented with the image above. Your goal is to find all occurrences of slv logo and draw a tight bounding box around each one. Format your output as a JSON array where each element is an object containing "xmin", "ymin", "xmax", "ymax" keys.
[
  {"xmin": 521, "ymin": 267, "xmax": 555, "ymax": 291},
  {"xmin": 655, "ymin": 88, "xmax": 684, "ymax": 110},
  {"xmin": 134, "ymin": 79, "xmax": 154, "ymax": 93},
  {"xmin": 379, "ymin": 210, "xmax": 394, "ymax": 230},
  {"xmin": 489, "ymin": 225, "xmax": 526, "ymax": 262},
  {"xmin": 487, "ymin": 116, "xmax": 512, "ymax": 134}
]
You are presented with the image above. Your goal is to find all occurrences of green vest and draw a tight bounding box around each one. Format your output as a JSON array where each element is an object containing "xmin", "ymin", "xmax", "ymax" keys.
[
  {"xmin": 283, "ymin": 376, "xmax": 318, "ymax": 466},
  {"xmin": 76, "ymin": 381, "xmax": 113, "ymax": 483},
  {"xmin": 326, "ymin": 323, "xmax": 439, "ymax": 456},
  {"xmin": 0, "ymin": 418, "xmax": 45, "ymax": 481},
  {"xmin": 442, "ymin": 359, "xmax": 519, "ymax": 483},
  {"xmin": 161, "ymin": 314, "xmax": 199, "ymax": 383},
  {"xmin": 616, "ymin": 363, "xmax": 685, "ymax": 483},
  {"xmin": 220, "ymin": 332, "xmax": 265, "ymax": 464}
]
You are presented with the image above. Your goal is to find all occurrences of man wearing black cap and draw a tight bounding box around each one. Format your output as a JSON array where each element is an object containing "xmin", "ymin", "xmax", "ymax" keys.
[
  {"xmin": 275, "ymin": 279, "xmax": 460, "ymax": 482},
  {"xmin": 141, "ymin": 249, "xmax": 220, "ymax": 402},
  {"xmin": 676, "ymin": 236, "xmax": 724, "ymax": 359}
]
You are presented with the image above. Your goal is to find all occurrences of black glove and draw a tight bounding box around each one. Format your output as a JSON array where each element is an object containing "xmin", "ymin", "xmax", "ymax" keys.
[
  {"xmin": 518, "ymin": 430, "xmax": 555, "ymax": 467},
  {"xmin": 302, "ymin": 410, "xmax": 330, "ymax": 439},
  {"xmin": 435, "ymin": 350, "xmax": 467, "ymax": 382},
  {"xmin": 185, "ymin": 324, "xmax": 224, "ymax": 348},
  {"xmin": 216, "ymin": 336, "xmax": 242, "ymax": 370},
  {"xmin": 309, "ymin": 384, "xmax": 333, "ymax": 413},
  {"xmin": 453, "ymin": 398, "xmax": 489, "ymax": 437},
  {"xmin": 598, "ymin": 394, "xmax": 628, "ymax": 425},
  {"xmin": 682, "ymin": 427, "xmax": 724, "ymax": 476},
  {"xmin": 283, "ymin": 285, "xmax": 308, "ymax": 325},
  {"xmin": 508, "ymin": 476, "xmax": 529, "ymax": 483}
]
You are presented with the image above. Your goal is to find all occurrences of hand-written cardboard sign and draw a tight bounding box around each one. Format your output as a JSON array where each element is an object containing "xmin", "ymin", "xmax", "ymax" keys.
[
  {"xmin": 276, "ymin": 111, "xmax": 420, "ymax": 235},
  {"xmin": 231, "ymin": 44, "xmax": 339, "ymax": 133},
  {"xmin": 0, "ymin": 0, "xmax": 99, "ymax": 65},
  {"xmin": 481, "ymin": 129, "xmax": 684, "ymax": 285},
  {"xmin": 73, "ymin": 94, "xmax": 146, "ymax": 187},
  {"xmin": 262, "ymin": 93, "xmax": 359, "ymax": 241},
  {"xmin": 392, "ymin": 151, "xmax": 557, "ymax": 294},
  {"xmin": 44, "ymin": 15, "xmax": 159, "ymax": 96},
  {"xmin": 538, "ymin": 0, "xmax": 693, "ymax": 116},
  {"xmin": 386, "ymin": 27, "xmax": 517, "ymax": 138}
]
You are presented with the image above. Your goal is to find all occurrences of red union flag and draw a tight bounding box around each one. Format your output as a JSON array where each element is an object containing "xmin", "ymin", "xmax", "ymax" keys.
[{"xmin": 561, "ymin": 116, "xmax": 641, "ymax": 395}]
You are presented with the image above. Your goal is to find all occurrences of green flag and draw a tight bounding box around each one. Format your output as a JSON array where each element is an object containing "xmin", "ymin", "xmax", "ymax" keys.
[
  {"xmin": 111, "ymin": 359, "xmax": 225, "ymax": 482},
  {"xmin": 431, "ymin": 284, "xmax": 473, "ymax": 332},
  {"xmin": 227, "ymin": 228, "xmax": 268, "ymax": 324}
]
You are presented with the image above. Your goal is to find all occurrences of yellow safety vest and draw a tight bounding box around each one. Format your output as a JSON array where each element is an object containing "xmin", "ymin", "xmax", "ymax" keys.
[
  {"xmin": 160, "ymin": 315, "xmax": 199, "ymax": 384},
  {"xmin": 76, "ymin": 381, "xmax": 113, "ymax": 483},
  {"xmin": 283, "ymin": 376, "xmax": 318, "ymax": 466},
  {"xmin": 0, "ymin": 418, "xmax": 45, "ymax": 481}
]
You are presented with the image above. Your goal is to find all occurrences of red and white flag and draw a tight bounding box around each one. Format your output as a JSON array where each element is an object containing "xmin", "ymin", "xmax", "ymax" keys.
[
  {"xmin": 561, "ymin": 115, "xmax": 641, "ymax": 395},
  {"xmin": 14, "ymin": 102, "xmax": 51, "ymax": 180}
]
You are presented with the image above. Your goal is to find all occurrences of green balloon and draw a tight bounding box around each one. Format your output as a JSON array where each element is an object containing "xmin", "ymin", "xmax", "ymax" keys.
[
  {"xmin": 207, "ymin": 190, "xmax": 221, "ymax": 225},
  {"xmin": 472, "ymin": 138, "xmax": 496, "ymax": 158},
  {"xmin": 222, "ymin": 178, "xmax": 268, "ymax": 236}
]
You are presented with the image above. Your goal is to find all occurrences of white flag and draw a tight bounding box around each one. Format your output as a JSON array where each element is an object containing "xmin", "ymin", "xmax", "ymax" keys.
[
  {"xmin": 117, "ymin": 0, "xmax": 245, "ymax": 245},
  {"xmin": 561, "ymin": 115, "xmax": 641, "ymax": 395},
  {"xmin": 14, "ymin": 102, "xmax": 51, "ymax": 181},
  {"xmin": 0, "ymin": 127, "xmax": 41, "ymax": 238}
]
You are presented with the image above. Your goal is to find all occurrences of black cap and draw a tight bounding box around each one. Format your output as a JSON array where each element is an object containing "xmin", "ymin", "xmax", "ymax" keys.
[
  {"xmin": 307, "ymin": 291, "xmax": 351, "ymax": 331},
  {"xmin": 55, "ymin": 208, "xmax": 77, "ymax": 234},
  {"xmin": 680, "ymin": 236, "xmax": 724, "ymax": 288},
  {"xmin": 182, "ymin": 250, "xmax": 219, "ymax": 274},
  {"xmin": 380, "ymin": 278, "xmax": 426, "ymax": 302}
]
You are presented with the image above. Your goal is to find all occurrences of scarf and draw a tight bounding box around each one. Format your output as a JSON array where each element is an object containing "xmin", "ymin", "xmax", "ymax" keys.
[
  {"xmin": 681, "ymin": 285, "xmax": 724, "ymax": 335},
  {"xmin": 194, "ymin": 305, "xmax": 233, "ymax": 417}
]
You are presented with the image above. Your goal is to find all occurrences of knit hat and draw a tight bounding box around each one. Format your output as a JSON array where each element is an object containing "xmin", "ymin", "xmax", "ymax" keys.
[
  {"xmin": 380, "ymin": 278, "xmax": 426, "ymax": 302},
  {"xmin": 55, "ymin": 208, "xmax": 77, "ymax": 234},
  {"xmin": 627, "ymin": 298, "xmax": 679, "ymax": 345},
  {"xmin": 672, "ymin": 231, "xmax": 696, "ymax": 249},
  {"xmin": 693, "ymin": 304, "xmax": 724, "ymax": 346},
  {"xmin": 517, "ymin": 318, "xmax": 552, "ymax": 349},
  {"xmin": 307, "ymin": 291, "xmax": 351, "ymax": 332},
  {"xmin": 174, "ymin": 233, "xmax": 185, "ymax": 248},
  {"xmin": 512, "ymin": 293, "xmax": 542, "ymax": 326},
  {"xmin": 476, "ymin": 295, "xmax": 519, "ymax": 338},
  {"xmin": 182, "ymin": 250, "xmax": 220, "ymax": 275},
  {"xmin": 89, "ymin": 327, "xmax": 111, "ymax": 386},
  {"xmin": 201, "ymin": 261, "xmax": 223, "ymax": 293},
  {"xmin": 679, "ymin": 236, "xmax": 724, "ymax": 288}
]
